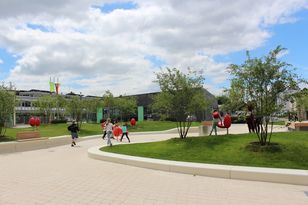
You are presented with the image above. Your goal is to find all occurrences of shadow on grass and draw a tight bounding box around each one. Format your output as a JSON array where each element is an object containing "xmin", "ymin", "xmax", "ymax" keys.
[
  {"xmin": 0, "ymin": 135, "xmax": 15, "ymax": 142},
  {"xmin": 168, "ymin": 135, "xmax": 236, "ymax": 150},
  {"xmin": 245, "ymin": 142, "xmax": 285, "ymax": 153}
]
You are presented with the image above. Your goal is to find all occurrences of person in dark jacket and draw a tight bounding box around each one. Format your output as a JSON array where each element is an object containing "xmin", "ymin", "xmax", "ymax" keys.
[
  {"xmin": 68, "ymin": 121, "xmax": 79, "ymax": 147},
  {"xmin": 246, "ymin": 106, "xmax": 255, "ymax": 133}
]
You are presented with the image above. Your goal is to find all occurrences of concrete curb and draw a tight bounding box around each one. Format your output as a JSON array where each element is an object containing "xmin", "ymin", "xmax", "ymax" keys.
[
  {"xmin": 0, "ymin": 135, "xmax": 102, "ymax": 154},
  {"xmin": 88, "ymin": 145, "xmax": 308, "ymax": 186}
]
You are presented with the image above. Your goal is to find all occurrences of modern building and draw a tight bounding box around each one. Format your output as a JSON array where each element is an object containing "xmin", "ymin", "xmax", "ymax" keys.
[{"xmin": 14, "ymin": 88, "xmax": 217, "ymax": 125}]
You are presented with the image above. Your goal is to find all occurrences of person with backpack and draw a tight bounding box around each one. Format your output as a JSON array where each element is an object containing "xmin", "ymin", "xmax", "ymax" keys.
[{"xmin": 68, "ymin": 121, "xmax": 79, "ymax": 147}]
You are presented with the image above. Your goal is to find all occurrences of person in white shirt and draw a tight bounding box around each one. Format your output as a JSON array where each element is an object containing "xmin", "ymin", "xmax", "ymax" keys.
[{"xmin": 105, "ymin": 118, "xmax": 113, "ymax": 147}]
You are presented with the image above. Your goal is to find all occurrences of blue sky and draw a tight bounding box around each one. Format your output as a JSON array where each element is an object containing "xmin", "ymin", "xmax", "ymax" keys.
[
  {"xmin": 92, "ymin": 1, "xmax": 137, "ymax": 13},
  {"xmin": 209, "ymin": 9, "xmax": 308, "ymax": 90},
  {"xmin": 0, "ymin": 48, "xmax": 18, "ymax": 80},
  {"xmin": 0, "ymin": 1, "xmax": 307, "ymax": 96}
]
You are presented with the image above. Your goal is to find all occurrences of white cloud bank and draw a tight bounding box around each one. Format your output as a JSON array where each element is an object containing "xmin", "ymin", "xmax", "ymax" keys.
[{"xmin": 0, "ymin": 0, "xmax": 307, "ymax": 96}]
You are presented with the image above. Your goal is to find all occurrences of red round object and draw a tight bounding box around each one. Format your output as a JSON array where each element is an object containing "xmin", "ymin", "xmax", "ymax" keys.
[
  {"xmin": 212, "ymin": 111, "xmax": 219, "ymax": 119},
  {"xmin": 35, "ymin": 117, "xmax": 41, "ymax": 126},
  {"xmin": 130, "ymin": 118, "xmax": 136, "ymax": 126},
  {"xmin": 29, "ymin": 117, "xmax": 36, "ymax": 127},
  {"xmin": 113, "ymin": 126, "xmax": 123, "ymax": 137}
]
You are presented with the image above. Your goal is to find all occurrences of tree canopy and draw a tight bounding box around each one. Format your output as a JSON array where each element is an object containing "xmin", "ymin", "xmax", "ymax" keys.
[
  {"xmin": 153, "ymin": 68, "xmax": 208, "ymax": 139},
  {"xmin": 0, "ymin": 86, "xmax": 15, "ymax": 137},
  {"xmin": 228, "ymin": 46, "xmax": 304, "ymax": 145}
]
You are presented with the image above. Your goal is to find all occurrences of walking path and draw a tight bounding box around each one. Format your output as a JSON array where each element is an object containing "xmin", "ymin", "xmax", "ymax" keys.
[{"xmin": 0, "ymin": 125, "xmax": 307, "ymax": 204}]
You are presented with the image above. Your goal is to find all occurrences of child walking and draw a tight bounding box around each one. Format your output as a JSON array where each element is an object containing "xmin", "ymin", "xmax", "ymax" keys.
[
  {"xmin": 120, "ymin": 122, "xmax": 130, "ymax": 143},
  {"xmin": 68, "ymin": 121, "xmax": 79, "ymax": 147}
]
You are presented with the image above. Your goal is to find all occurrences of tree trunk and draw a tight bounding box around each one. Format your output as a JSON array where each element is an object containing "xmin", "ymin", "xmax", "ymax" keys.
[{"xmin": 176, "ymin": 121, "xmax": 191, "ymax": 139}]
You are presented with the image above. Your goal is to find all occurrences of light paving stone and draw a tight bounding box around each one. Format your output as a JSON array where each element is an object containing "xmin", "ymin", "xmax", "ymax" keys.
[
  {"xmin": 0, "ymin": 125, "xmax": 307, "ymax": 205},
  {"xmin": 0, "ymin": 141, "xmax": 16, "ymax": 153}
]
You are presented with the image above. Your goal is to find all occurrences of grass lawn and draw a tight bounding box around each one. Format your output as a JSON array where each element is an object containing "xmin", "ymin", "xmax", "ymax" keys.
[
  {"xmin": 102, "ymin": 131, "xmax": 308, "ymax": 170},
  {"xmin": 127, "ymin": 121, "xmax": 200, "ymax": 132},
  {"xmin": 0, "ymin": 121, "xmax": 200, "ymax": 142},
  {"xmin": 272, "ymin": 121, "xmax": 286, "ymax": 126}
]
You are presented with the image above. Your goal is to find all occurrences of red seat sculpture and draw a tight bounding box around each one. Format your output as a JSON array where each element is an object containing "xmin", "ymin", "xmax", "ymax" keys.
[{"xmin": 217, "ymin": 114, "xmax": 232, "ymax": 134}]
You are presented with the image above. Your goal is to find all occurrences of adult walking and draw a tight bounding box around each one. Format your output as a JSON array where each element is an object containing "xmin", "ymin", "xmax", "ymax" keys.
[
  {"xmin": 209, "ymin": 109, "xmax": 222, "ymax": 136},
  {"xmin": 105, "ymin": 118, "xmax": 113, "ymax": 147},
  {"xmin": 68, "ymin": 121, "xmax": 79, "ymax": 147},
  {"xmin": 101, "ymin": 119, "xmax": 107, "ymax": 139},
  {"xmin": 246, "ymin": 106, "xmax": 255, "ymax": 133}
]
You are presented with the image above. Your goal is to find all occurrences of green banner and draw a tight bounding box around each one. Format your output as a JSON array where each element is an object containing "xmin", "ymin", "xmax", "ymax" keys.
[
  {"xmin": 138, "ymin": 106, "xmax": 144, "ymax": 122},
  {"xmin": 97, "ymin": 108, "xmax": 103, "ymax": 123},
  {"xmin": 49, "ymin": 81, "xmax": 55, "ymax": 92}
]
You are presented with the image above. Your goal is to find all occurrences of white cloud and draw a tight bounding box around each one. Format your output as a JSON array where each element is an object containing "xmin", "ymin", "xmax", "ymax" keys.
[
  {"xmin": 0, "ymin": 58, "xmax": 3, "ymax": 64},
  {"xmin": 0, "ymin": 0, "xmax": 307, "ymax": 96}
]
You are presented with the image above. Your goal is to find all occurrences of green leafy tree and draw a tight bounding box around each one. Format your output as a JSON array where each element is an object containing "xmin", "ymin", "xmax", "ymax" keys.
[
  {"xmin": 153, "ymin": 68, "xmax": 207, "ymax": 139},
  {"xmin": 65, "ymin": 96, "xmax": 83, "ymax": 127},
  {"xmin": 223, "ymin": 79, "xmax": 246, "ymax": 113},
  {"xmin": 228, "ymin": 46, "xmax": 304, "ymax": 145},
  {"xmin": 102, "ymin": 90, "xmax": 115, "ymax": 118},
  {"xmin": 0, "ymin": 86, "xmax": 15, "ymax": 137},
  {"xmin": 293, "ymin": 88, "xmax": 308, "ymax": 120},
  {"xmin": 55, "ymin": 94, "xmax": 67, "ymax": 119},
  {"xmin": 34, "ymin": 95, "xmax": 56, "ymax": 123},
  {"xmin": 83, "ymin": 98, "xmax": 102, "ymax": 122},
  {"xmin": 115, "ymin": 96, "xmax": 137, "ymax": 121}
]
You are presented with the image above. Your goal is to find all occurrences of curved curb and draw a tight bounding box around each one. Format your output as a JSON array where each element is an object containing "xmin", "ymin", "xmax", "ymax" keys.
[
  {"xmin": 88, "ymin": 145, "xmax": 308, "ymax": 186},
  {"xmin": 0, "ymin": 135, "xmax": 102, "ymax": 154}
]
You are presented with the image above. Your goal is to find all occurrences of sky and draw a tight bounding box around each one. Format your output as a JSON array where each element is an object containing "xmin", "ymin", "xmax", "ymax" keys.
[{"xmin": 0, "ymin": 0, "xmax": 307, "ymax": 97}]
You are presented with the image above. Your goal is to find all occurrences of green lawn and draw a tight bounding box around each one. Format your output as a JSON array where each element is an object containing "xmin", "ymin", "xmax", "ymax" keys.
[
  {"xmin": 272, "ymin": 121, "xmax": 286, "ymax": 126},
  {"xmin": 0, "ymin": 121, "xmax": 200, "ymax": 142},
  {"xmin": 102, "ymin": 131, "xmax": 308, "ymax": 170},
  {"xmin": 127, "ymin": 121, "xmax": 200, "ymax": 132}
]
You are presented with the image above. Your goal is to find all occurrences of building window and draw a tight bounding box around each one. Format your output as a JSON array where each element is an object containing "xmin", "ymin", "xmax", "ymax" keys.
[{"xmin": 22, "ymin": 101, "xmax": 31, "ymax": 107}]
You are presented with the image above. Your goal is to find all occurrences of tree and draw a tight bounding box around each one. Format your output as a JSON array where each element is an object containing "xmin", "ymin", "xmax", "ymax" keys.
[
  {"xmin": 34, "ymin": 95, "xmax": 56, "ymax": 123},
  {"xmin": 228, "ymin": 46, "xmax": 304, "ymax": 145},
  {"xmin": 55, "ymin": 94, "xmax": 67, "ymax": 119},
  {"xmin": 223, "ymin": 79, "xmax": 246, "ymax": 113},
  {"xmin": 115, "ymin": 96, "xmax": 137, "ymax": 121},
  {"xmin": 102, "ymin": 90, "xmax": 115, "ymax": 118},
  {"xmin": 65, "ymin": 96, "xmax": 83, "ymax": 127},
  {"xmin": 0, "ymin": 85, "xmax": 15, "ymax": 137},
  {"xmin": 293, "ymin": 88, "xmax": 308, "ymax": 120},
  {"xmin": 153, "ymin": 68, "xmax": 208, "ymax": 139},
  {"xmin": 83, "ymin": 98, "xmax": 102, "ymax": 122}
]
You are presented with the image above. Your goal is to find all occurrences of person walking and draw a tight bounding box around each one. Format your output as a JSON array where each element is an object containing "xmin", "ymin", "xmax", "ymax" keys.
[
  {"xmin": 105, "ymin": 118, "xmax": 113, "ymax": 147},
  {"xmin": 209, "ymin": 109, "xmax": 222, "ymax": 136},
  {"xmin": 68, "ymin": 121, "xmax": 79, "ymax": 147},
  {"xmin": 246, "ymin": 106, "xmax": 255, "ymax": 133},
  {"xmin": 101, "ymin": 119, "xmax": 107, "ymax": 139},
  {"xmin": 120, "ymin": 122, "xmax": 130, "ymax": 143}
]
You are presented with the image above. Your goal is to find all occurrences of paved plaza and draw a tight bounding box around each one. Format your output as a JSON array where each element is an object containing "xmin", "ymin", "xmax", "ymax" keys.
[{"xmin": 0, "ymin": 125, "xmax": 307, "ymax": 205}]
